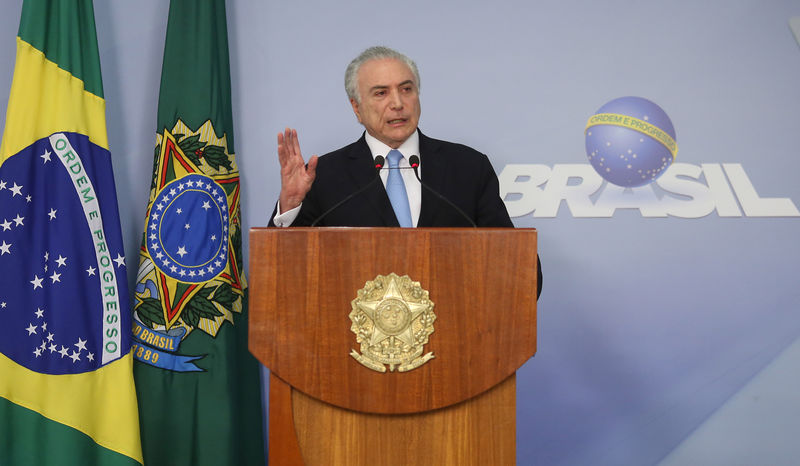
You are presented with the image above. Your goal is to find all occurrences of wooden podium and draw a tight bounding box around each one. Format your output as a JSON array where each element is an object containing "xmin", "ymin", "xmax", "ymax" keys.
[{"xmin": 249, "ymin": 228, "xmax": 537, "ymax": 465}]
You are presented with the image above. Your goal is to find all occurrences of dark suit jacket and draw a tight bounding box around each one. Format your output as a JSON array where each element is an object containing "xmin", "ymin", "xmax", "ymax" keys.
[{"xmin": 269, "ymin": 130, "xmax": 542, "ymax": 295}]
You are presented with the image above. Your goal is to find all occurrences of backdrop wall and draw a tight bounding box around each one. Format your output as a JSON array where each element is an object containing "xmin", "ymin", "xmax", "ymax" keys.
[{"xmin": 1, "ymin": 1, "xmax": 799, "ymax": 465}]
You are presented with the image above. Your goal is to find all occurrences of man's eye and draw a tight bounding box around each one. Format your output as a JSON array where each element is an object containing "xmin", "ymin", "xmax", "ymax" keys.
[{"xmin": 375, "ymin": 90, "xmax": 386, "ymax": 96}]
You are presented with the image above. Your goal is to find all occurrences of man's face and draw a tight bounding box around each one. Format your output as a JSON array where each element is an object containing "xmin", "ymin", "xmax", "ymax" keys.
[{"xmin": 350, "ymin": 58, "xmax": 421, "ymax": 149}]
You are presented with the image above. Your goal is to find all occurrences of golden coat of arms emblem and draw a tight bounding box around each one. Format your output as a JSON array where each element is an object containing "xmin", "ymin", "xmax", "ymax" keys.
[{"xmin": 349, "ymin": 273, "xmax": 436, "ymax": 372}]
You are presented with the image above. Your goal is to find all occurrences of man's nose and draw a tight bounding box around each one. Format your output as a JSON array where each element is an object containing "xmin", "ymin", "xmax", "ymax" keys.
[{"xmin": 389, "ymin": 90, "xmax": 403, "ymax": 109}]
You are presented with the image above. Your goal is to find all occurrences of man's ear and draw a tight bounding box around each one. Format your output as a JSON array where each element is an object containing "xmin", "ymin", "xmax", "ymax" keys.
[{"xmin": 350, "ymin": 98, "xmax": 362, "ymax": 124}]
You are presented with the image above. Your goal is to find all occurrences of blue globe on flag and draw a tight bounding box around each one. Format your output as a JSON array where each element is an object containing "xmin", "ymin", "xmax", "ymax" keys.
[
  {"xmin": 585, "ymin": 96, "xmax": 678, "ymax": 187},
  {"xmin": 145, "ymin": 173, "xmax": 230, "ymax": 283}
]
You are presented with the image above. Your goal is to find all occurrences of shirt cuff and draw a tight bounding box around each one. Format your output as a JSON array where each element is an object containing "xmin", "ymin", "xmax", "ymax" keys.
[{"xmin": 273, "ymin": 201, "xmax": 301, "ymax": 227}]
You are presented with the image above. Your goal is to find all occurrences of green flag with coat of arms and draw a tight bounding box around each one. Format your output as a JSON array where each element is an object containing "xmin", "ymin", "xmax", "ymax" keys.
[{"xmin": 131, "ymin": 1, "xmax": 265, "ymax": 464}]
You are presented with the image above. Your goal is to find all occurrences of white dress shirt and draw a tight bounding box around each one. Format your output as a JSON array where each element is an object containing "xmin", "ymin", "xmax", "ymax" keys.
[{"xmin": 273, "ymin": 130, "xmax": 422, "ymax": 227}]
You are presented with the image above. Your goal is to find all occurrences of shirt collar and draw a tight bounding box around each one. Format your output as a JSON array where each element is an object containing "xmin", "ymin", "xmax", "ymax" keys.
[{"xmin": 364, "ymin": 129, "xmax": 420, "ymax": 161}]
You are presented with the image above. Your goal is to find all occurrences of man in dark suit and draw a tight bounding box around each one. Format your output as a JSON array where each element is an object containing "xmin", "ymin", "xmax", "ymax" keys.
[{"xmin": 270, "ymin": 46, "xmax": 541, "ymax": 294}]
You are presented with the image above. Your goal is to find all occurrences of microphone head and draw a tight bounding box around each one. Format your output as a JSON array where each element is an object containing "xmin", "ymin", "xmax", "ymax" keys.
[
  {"xmin": 374, "ymin": 155, "xmax": 385, "ymax": 171},
  {"xmin": 409, "ymin": 155, "xmax": 420, "ymax": 168}
]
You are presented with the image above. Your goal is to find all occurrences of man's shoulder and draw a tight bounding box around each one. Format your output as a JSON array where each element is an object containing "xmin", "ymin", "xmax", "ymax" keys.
[
  {"xmin": 420, "ymin": 132, "xmax": 490, "ymax": 165},
  {"xmin": 317, "ymin": 135, "xmax": 369, "ymax": 162}
]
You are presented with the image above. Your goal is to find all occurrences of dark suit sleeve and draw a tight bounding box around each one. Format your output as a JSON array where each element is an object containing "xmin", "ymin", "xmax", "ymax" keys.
[
  {"xmin": 473, "ymin": 152, "xmax": 542, "ymax": 298},
  {"xmin": 473, "ymin": 152, "xmax": 513, "ymax": 228}
]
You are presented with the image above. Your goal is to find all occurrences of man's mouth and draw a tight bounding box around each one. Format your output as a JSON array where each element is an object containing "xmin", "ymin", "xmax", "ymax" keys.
[{"xmin": 387, "ymin": 118, "xmax": 407, "ymax": 125}]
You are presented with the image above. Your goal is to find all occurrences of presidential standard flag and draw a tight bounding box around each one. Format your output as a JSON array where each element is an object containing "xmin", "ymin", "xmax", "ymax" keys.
[
  {"xmin": 131, "ymin": 1, "xmax": 265, "ymax": 465},
  {"xmin": 0, "ymin": 1, "xmax": 142, "ymax": 465}
]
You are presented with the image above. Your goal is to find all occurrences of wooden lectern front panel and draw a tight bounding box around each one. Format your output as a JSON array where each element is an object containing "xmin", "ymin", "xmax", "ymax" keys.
[
  {"xmin": 249, "ymin": 228, "xmax": 537, "ymax": 414},
  {"xmin": 291, "ymin": 374, "xmax": 517, "ymax": 465}
]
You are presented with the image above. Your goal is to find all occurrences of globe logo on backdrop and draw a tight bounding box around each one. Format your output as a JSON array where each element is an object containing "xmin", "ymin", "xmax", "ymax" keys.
[{"xmin": 585, "ymin": 96, "xmax": 678, "ymax": 187}]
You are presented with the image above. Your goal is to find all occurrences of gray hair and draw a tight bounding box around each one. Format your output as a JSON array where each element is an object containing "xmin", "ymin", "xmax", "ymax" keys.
[{"xmin": 344, "ymin": 46, "xmax": 421, "ymax": 103}]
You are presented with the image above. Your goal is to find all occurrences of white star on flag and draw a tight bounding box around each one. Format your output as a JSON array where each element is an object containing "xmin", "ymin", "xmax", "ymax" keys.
[
  {"xmin": 9, "ymin": 182, "xmax": 23, "ymax": 196},
  {"xmin": 40, "ymin": 149, "xmax": 52, "ymax": 163},
  {"xmin": 30, "ymin": 275, "xmax": 43, "ymax": 290},
  {"xmin": 75, "ymin": 338, "xmax": 87, "ymax": 351},
  {"xmin": 113, "ymin": 253, "xmax": 126, "ymax": 268},
  {"xmin": 48, "ymin": 208, "xmax": 57, "ymax": 220},
  {"xmin": 0, "ymin": 241, "xmax": 11, "ymax": 255},
  {"xmin": 55, "ymin": 255, "xmax": 67, "ymax": 267},
  {"xmin": 25, "ymin": 323, "xmax": 38, "ymax": 335},
  {"xmin": 1, "ymin": 219, "xmax": 11, "ymax": 230}
]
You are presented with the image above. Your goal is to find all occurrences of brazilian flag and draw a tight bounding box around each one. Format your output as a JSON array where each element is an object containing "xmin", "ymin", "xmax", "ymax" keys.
[
  {"xmin": 0, "ymin": 1, "xmax": 142, "ymax": 465},
  {"xmin": 131, "ymin": 1, "xmax": 265, "ymax": 465}
]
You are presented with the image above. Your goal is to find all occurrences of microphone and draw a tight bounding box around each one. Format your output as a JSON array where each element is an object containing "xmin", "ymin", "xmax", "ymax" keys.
[
  {"xmin": 408, "ymin": 155, "xmax": 477, "ymax": 227},
  {"xmin": 310, "ymin": 156, "xmax": 385, "ymax": 226}
]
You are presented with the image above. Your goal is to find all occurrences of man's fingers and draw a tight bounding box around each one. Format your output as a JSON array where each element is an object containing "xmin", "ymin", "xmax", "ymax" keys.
[
  {"xmin": 277, "ymin": 130, "xmax": 289, "ymax": 165},
  {"xmin": 278, "ymin": 127, "xmax": 305, "ymax": 169},
  {"xmin": 306, "ymin": 155, "xmax": 319, "ymax": 181},
  {"xmin": 290, "ymin": 128, "xmax": 302, "ymax": 157}
]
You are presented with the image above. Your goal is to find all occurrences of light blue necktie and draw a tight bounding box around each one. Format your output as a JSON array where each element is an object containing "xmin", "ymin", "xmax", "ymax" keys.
[{"xmin": 386, "ymin": 149, "xmax": 413, "ymax": 227}]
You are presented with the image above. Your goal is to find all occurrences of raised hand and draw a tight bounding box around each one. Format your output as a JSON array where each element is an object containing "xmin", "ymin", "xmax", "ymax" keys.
[{"xmin": 277, "ymin": 128, "xmax": 318, "ymax": 213}]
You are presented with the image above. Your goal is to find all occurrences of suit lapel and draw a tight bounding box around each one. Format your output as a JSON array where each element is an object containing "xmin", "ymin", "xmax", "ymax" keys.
[
  {"xmin": 417, "ymin": 132, "xmax": 447, "ymax": 227},
  {"xmin": 347, "ymin": 135, "xmax": 399, "ymax": 226}
]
